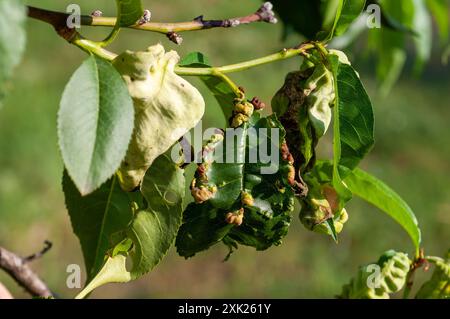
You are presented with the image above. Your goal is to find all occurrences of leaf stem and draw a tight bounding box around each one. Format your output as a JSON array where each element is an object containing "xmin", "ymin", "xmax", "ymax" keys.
[
  {"xmin": 72, "ymin": 35, "xmax": 118, "ymax": 61},
  {"xmin": 175, "ymin": 43, "xmax": 315, "ymax": 76}
]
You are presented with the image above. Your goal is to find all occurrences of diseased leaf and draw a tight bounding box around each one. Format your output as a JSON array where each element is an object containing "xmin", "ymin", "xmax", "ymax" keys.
[
  {"xmin": 0, "ymin": 0, "xmax": 26, "ymax": 105},
  {"xmin": 58, "ymin": 55, "xmax": 134, "ymax": 195},
  {"xmin": 305, "ymin": 160, "xmax": 421, "ymax": 253},
  {"xmin": 63, "ymin": 172, "xmax": 134, "ymax": 281},
  {"xmin": 176, "ymin": 114, "xmax": 295, "ymax": 258},
  {"xmin": 416, "ymin": 251, "xmax": 450, "ymax": 299},
  {"xmin": 116, "ymin": 0, "xmax": 143, "ymax": 27},
  {"xmin": 340, "ymin": 250, "xmax": 410, "ymax": 299},
  {"xmin": 344, "ymin": 168, "xmax": 422, "ymax": 253},
  {"xmin": 175, "ymin": 202, "xmax": 234, "ymax": 258},
  {"xmin": 113, "ymin": 45, "xmax": 204, "ymax": 192},
  {"xmin": 127, "ymin": 154, "xmax": 185, "ymax": 278}
]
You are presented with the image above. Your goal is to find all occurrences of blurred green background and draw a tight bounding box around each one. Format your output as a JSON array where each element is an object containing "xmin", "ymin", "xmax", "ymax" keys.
[{"xmin": 0, "ymin": 0, "xmax": 448, "ymax": 298}]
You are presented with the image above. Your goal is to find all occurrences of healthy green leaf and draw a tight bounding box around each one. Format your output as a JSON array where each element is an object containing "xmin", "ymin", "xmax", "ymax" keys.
[
  {"xmin": 369, "ymin": 0, "xmax": 414, "ymax": 95},
  {"xmin": 179, "ymin": 52, "xmax": 235, "ymax": 120},
  {"xmin": 426, "ymin": 0, "xmax": 449, "ymax": 45},
  {"xmin": 116, "ymin": 0, "xmax": 144, "ymax": 27},
  {"xmin": 328, "ymin": 0, "xmax": 367, "ymax": 39},
  {"xmin": 329, "ymin": 57, "xmax": 375, "ymax": 171},
  {"xmin": 75, "ymin": 240, "xmax": 133, "ymax": 299},
  {"xmin": 63, "ymin": 172, "xmax": 134, "ymax": 281},
  {"xmin": 58, "ymin": 55, "xmax": 134, "ymax": 195},
  {"xmin": 127, "ymin": 154, "xmax": 185, "ymax": 279},
  {"xmin": 270, "ymin": 0, "xmax": 323, "ymax": 39},
  {"xmin": 75, "ymin": 253, "xmax": 131, "ymax": 299},
  {"xmin": 344, "ymin": 168, "xmax": 422, "ymax": 253},
  {"xmin": 0, "ymin": 0, "xmax": 26, "ymax": 105},
  {"xmin": 412, "ymin": 0, "xmax": 432, "ymax": 72}
]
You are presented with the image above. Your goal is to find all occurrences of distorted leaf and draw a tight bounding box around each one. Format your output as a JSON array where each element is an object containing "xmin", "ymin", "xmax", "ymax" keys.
[{"xmin": 113, "ymin": 45, "xmax": 205, "ymax": 191}]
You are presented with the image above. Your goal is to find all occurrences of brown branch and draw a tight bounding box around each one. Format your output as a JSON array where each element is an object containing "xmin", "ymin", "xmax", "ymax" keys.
[
  {"xmin": 0, "ymin": 242, "xmax": 53, "ymax": 298},
  {"xmin": 26, "ymin": 2, "xmax": 277, "ymax": 44}
]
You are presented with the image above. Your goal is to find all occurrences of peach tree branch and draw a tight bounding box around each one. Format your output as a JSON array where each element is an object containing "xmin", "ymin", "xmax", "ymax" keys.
[{"xmin": 0, "ymin": 242, "xmax": 53, "ymax": 298}]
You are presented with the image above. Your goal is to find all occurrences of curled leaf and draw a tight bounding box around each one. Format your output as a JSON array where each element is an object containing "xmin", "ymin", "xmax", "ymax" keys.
[
  {"xmin": 113, "ymin": 44, "xmax": 205, "ymax": 191},
  {"xmin": 340, "ymin": 250, "xmax": 410, "ymax": 299},
  {"xmin": 416, "ymin": 251, "xmax": 450, "ymax": 299}
]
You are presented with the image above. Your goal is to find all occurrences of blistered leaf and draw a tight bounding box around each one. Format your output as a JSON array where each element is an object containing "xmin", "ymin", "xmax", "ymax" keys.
[
  {"xmin": 271, "ymin": 70, "xmax": 318, "ymax": 174},
  {"xmin": 58, "ymin": 55, "xmax": 134, "ymax": 195},
  {"xmin": 416, "ymin": 251, "xmax": 450, "ymax": 299},
  {"xmin": 340, "ymin": 250, "xmax": 410, "ymax": 299},
  {"xmin": 176, "ymin": 114, "xmax": 295, "ymax": 258},
  {"xmin": 113, "ymin": 45, "xmax": 205, "ymax": 191}
]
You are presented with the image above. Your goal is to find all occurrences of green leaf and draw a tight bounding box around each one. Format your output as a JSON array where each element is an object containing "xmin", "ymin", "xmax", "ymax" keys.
[
  {"xmin": 70, "ymin": 153, "xmax": 185, "ymax": 297},
  {"xmin": 0, "ymin": 0, "xmax": 26, "ymax": 105},
  {"xmin": 75, "ymin": 254, "xmax": 131, "ymax": 299},
  {"xmin": 330, "ymin": 57, "xmax": 375, "ymax": 171},
  {"xmin": 327, "ymin": 0, "xmax": 367, "ymax": 39},
  {"xmin": 270, "ymin": 0, "xmax": 323, "ymax": 39},
  {"xmin": 416, "ymin": 251, "xmax": 450, "ymax": 299},
  {"xmin": 75, "ymin": 241, "xmax": 132, "ymax": 299},
  {"xmin": 343, "ymin": 168, "xmax": 421, "ymax": 253},
  {"xmin": 126, "ymin": 154, "xmax": 185, "ymax": 278},
  {"xmin": 58, "ymin": 55, "xmax": 134, "ymax": 195},
  {"xmin": 325, "ymin": 218, "xmax": 339, "ymax": 242},
  {"xmin": 179, "ymin": 52, "xmax": 211, "ymax": 67},
  {"xmin": 368, "ymin": 0, "xmax": 415, "ymax": 95},
  {"xmin": 179, "ymin": 52, "xmax": 235, "ymax": 120},
  {"xmin": 412, "ymin": 0, "xmax": 433, "ymax": 73},
  {"xmin": 62, "ymin": 172, "xmax": 134, "ymax": 281},
  {"xmin": 426, "ymin": 0, "xmax": 449, "ymax": 45},
  {"xmin": 176, "ymin": 114, "xmax": 295, "ymax": 258},
  {"xmin": 116, "ymin": 0, "xmax": 144, "ymax": 27},
  {"xmin": 327, "ymin": 55, "xmax": 359, "ymax": 210},
  {"xmin": 176, "ymin": 202, "xmax": 234, "ymax": 258},
  {"xmin": 340, "ymin": 250, "xmax": 410, "ymax": 299}
]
